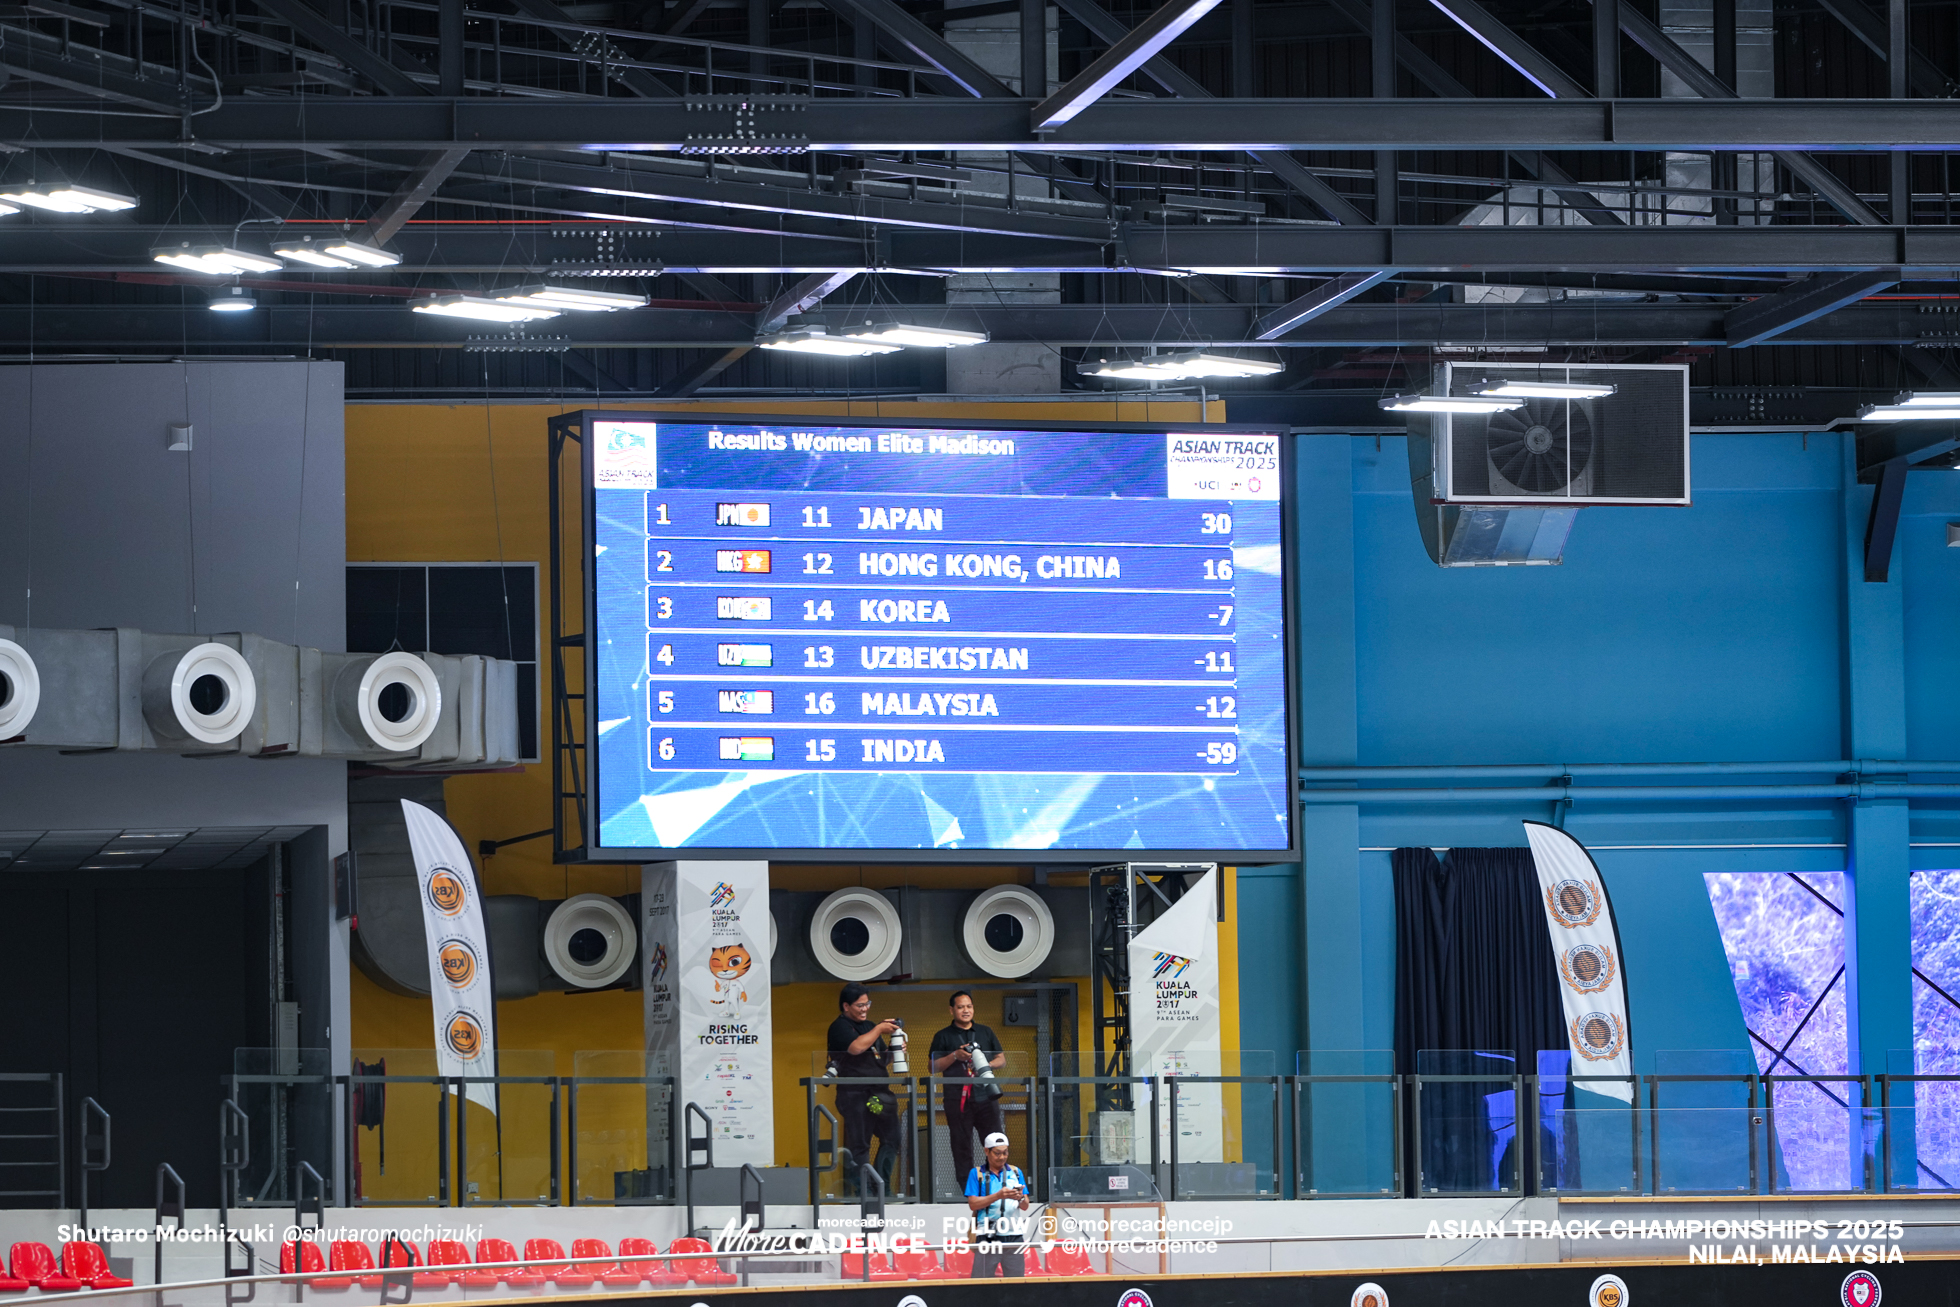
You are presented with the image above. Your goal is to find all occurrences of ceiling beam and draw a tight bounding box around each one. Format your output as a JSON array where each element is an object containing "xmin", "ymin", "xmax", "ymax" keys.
[
  {"xmin": 1598, "ymin": 1, "xmax": 1885, "ymax": 226},
  {"xmin": 503, "ymin": 0, "xmax": 679, "ymax": 96},
  {"xmin": 1421, "ymin": 0, "xmax": 1586, "ymax": 98},
  {"xmin": 358, "ymin": 148, "xmax": 474, "ymax": 244},
  {"xmin": 1253, "ymin": 271, "xmax": 1396, "ymax": 340},
  {"xmin": 1049, "ymin": 0, "xmax": 1369, "ymax": 224},
  {"xmin": 1725, "ymin": 270, "xmax": 1900, "ymax": 348},
  {"xmin": 816, "ymin": 0, "xmax": 1017, "ymax": 96},
  {"xmin": 1812, "ymin": 0, "xmax": 1953, "ymax": 98},
  {"xmin": 1032, "ymin": 0, "xmax": 1223, "ymax": 129},
  {"xmin": 8, "ymin": 95, "xmax": 1956, "ymax": 153},
  {"xmin": 248, "ymin": 0, "xmax": 431, "ymax": 95},
  {"xmin": 756, "ymin": 270, "xmax": 860, "ymax": 332}
]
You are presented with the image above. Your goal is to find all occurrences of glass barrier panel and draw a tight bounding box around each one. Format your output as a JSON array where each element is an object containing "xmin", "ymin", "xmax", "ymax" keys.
[
  {"xmin": 1765, "ymin": 1079, "xmax": 1865, "ymax": 1194},
  {"xmin": 922, "ymin": 1053, "xmax": 1035, "ymax": 1202},
  {"xmin": 571, "ymin": 1051, "xmax": 672, "ymax": 1204},
  {"xmin": 804, "ymin": 1075, "xmax": 923, "ymax": 1205},
  {"xmin": 228, "ymin": 1047, "xmax": 335, "ymax": 1208},
  {"xmin": 1043, "ymin": 1073, "xmax": 1162, "ymax": 1203},
  {"xmin": 1650, "ymin": 1052, "xmax": 1759, "ymax": 1194},
  {"xmin": 1297, "ymin": 1051, "xmax": 1396, "ymax": 1197},
  {"xmin": 347, "ymin": 1049, "xmax": 448, "ymax": 1206},
  {"xmin": 1414, "ymin": 1050, "xmax": 1519, "ymax": 1195}
]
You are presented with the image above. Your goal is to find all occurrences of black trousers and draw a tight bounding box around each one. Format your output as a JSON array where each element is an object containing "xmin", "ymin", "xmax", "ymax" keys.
[
  {"xmin": 835, "ymin": 1088, "xmax": 900, "ymax": 1183},
  {"xmin": 969, "ymin": 1237, "xmax": 1025, "ymax": 1279},
  {"xmin": 941, "ymin": 1088, "xmax": 1004, "ymax": 1190}
]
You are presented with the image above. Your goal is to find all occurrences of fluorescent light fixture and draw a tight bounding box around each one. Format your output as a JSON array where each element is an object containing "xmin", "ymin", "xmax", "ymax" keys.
[
  {"xmin": 1892, "ymin": 391, "xmax": 1960, "ymax": 407},
  {"xmin": 1090, "ymin": 350, "xmax": 1283, "ymax": 380},
  {"xmin": 1467, "ymin": 379, "xmax": 1617, "ymax": 399},
  {"xmin": 758, "ymin": 328, "xmax": 900, "ymax": 357},
  {"xmin": 0, "ymin": 183, "xmax": 137, "ymax": 213},
  {"xmin": 319, "ymin": 239, "xmax": 401, "ymax": 268},
  {"xmin": 843, "ymin": 323, "xmax": 990, "ymax": 348},
  {"xmin": 494, "ymin": 284, "xmax": 648, "ymax": 312},
  {"xmin": 274, "ymin": 237, "xmax": 359, "ymax": 269},
  {"xmin": 151, "ymin": 244, "xmax": 283, "ymax": 275},
  {"xmin": 1858, "ymin": 404, "xmax": 1960, "ymax": 421},
  {"xmin": 1378, "ymin": 393, "xmax": 1526, "ymax": 414},
  {"xmin": 209, "ymin": 287, "xmax": 257, "ymax": 313},
  {"xmin": 411, "ymin": 294, "xmax": 562, "ymax": 323},
  {"xmin": 0, "ymin": 201, "xmax": 17, "ymax": 217}
]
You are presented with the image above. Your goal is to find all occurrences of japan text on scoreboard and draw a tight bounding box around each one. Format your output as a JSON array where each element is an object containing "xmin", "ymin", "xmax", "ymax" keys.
[{"xmin": 587, "ymin": 417, "xmax": 1294, "ymax": 858}]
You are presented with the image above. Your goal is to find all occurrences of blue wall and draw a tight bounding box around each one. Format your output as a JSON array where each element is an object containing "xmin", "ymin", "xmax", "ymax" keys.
[{"xmin": 1238, "ymin": 430, "xmax": 1960, "ymax": 1088}]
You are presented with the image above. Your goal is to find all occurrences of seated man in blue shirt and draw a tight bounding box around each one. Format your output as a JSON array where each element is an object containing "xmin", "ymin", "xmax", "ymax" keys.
[{"xmin": 962, "ymin": 1131, "xmax": 1030, "ymax": 1278}]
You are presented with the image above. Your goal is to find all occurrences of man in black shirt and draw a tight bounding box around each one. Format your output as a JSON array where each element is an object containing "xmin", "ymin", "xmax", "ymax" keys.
[
  {"xmin": 927, "ymin": 989, "xmax": 1006, "ymax": 1192},
  {"xmin": 826, "ymin": 983, "xmax": 901, "ymax": 1194}
]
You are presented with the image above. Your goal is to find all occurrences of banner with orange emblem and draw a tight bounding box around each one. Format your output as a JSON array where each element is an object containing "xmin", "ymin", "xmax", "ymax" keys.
[
  {"xmin": 1524, "ymin": 821, "xmax": 1632, "ymax": 1101},
  {"xmin": 402, "ymin": 799, "xmax": 499, "ymax": 1117}
]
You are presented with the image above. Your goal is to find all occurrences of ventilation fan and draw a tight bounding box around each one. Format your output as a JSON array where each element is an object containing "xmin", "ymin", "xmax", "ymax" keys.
[{"xmin": 1485, "ymin": 400, "xmax": 1594, "ymax": 498}]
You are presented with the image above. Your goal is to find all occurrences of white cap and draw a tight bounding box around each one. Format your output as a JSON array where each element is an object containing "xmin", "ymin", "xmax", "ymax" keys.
[{"xmin": 983, "ymin": 1132, "xmax": 1010, "ymax": 1150}]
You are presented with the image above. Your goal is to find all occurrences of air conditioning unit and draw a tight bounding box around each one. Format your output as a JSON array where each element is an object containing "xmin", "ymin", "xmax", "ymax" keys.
[
  {"xmin": 1406, "ymin": 363, "xmax": 1689, "ymax": 567},
  {"xmin": 1433, "ymin": 363, "xmax": 1690, "ymax": 506}
]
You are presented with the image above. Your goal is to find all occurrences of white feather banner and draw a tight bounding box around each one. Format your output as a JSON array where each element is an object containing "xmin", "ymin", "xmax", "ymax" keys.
[{"xmin": 1524, "ymin": 821, "xmax": 1633, "ymax": 1102}]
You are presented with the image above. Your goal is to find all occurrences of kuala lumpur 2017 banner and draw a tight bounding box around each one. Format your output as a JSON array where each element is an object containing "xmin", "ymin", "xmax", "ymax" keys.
[
  {"xmin": 1128, "ymin": 867, "xmax": 1223, "ymax": 1163},
  {"xmin": 644, "ymin": 861, "xmax": 774, "ymax": 1166}
]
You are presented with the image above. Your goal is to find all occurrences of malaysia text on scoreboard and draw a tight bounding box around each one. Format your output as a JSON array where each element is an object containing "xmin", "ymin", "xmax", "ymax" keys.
[{"xmin": 587, "ymin": 416, "xmax": 1294, "ymax": 859}]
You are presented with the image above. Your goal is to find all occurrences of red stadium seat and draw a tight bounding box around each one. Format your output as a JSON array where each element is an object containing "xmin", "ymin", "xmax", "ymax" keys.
[
  {"xmin": 1041, "ymin": 1242, "xmax": 1100, "ymax": 1276},
  {"xmin": 524, "ymin": 1238, "xmax": 596, "ymax": 1287},
  {"xmin": 669, "ymin": 1237, "xmax": 737, "ymax": 1287},
  {"xmin": 358, "ymin": 1236, "xmax": 418, "ymax": 1289},
  {"xmin": 10, "ymin": 1244, "xmax": 82, "ymax": 1292},
  {"xmin": 475, "ymin": 1239, "xmax": 546, "ymax": 1287},
  {"xmin": 60, "ymin": 1243, "xmax": 132, "ymax": 1290},
  {"xmin": 938, "ymin": 1243, "xmax": 974, "ymax": 1278},
  {"xmin": 610, "ymin": 1237, "xmax": 686, "ymax": 1288},
  {"xmin": 837, "ymin": 1239, "xmax": 903, "ymax": 1283},
  {"xmin": 1020, "ymin": 1246, "xmax": 1047, "ymax": 1277},
  {"xmin": 572, "ymin": 1240, "xmax": 621, "ymax": 1284},
  {"xmin": 279, "ymin": 1240, "xmax": 343, "ymax": 1288},
  {"xmin": 329, "ymin": 1241, "xmax": 375, "ymax": 1289},
  {"xmin": 414, "ymin": 1240, "xmax": 472, "ymax": 1288},
  {"xmin": 890, "ymin": 1236, "xmax": 956, "ymax": 1281},
  {"xmin": 0, "ymin": 1270, "xmax": 23, "ymax": 1294}
]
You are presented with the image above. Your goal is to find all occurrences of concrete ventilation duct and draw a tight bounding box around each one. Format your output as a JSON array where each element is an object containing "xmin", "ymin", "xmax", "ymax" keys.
[
  {"xmin": 0, "ymin": 637, "xmax": 41, "ymax": 741},
  {"xmin": 809, "ymin": 887, "xmax": 904, "ymax": 981},
  {"xmin": 542, "ymin": 893, "xmax": 639, "ymax": 989},
  {"xmin": 141, "ymin": 639, "xmax": 258, "ymax": 747},
  {"xmin": 960, "ymin": 885, "xmax": 1056, "ymax": 978}
]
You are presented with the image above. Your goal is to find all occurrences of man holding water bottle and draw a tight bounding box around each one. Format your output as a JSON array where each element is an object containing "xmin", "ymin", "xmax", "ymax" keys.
[{"xmin": 963, "ymin": 1132, "xmax": 1029, "ymax": 1278}]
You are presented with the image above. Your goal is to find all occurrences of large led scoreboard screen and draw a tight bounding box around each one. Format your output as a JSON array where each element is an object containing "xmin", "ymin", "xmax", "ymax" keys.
[{"xmin": 583, "ymin": 413, "xmax": 1296, "ymax": 861}]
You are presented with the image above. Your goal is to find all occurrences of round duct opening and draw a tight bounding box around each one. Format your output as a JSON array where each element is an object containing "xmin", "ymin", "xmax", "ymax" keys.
[
  {"xmin": 145, "ymin": 643, "xmax": 257, "ymax": 744},
  {"xmin": 354, "ymin": 652, "xmax": 442, "ymax": 751},
  {"xmin": 961, "ymin": 886, "xmax": 1054, "ymax": 978},
  {"xmin": 0, "ymin": 639, "xmax": 40, "ymax": 739},
  {"xmin": 809, "ymin": 888, "xmax": 902, "ymax": 981},
  {"xmin": 543, "ymin": 893, "xmax": 637, "ymax": 989}
]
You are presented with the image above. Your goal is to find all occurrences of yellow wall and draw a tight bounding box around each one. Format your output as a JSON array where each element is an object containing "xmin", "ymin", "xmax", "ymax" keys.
[{"xmin": 343, "ymin": 399, "xmax": 1239, "ymax": 1180}]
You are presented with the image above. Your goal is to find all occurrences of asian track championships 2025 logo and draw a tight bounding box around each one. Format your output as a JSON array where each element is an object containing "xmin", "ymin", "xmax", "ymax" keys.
[
  {"xmin": 1842, "ymin": 1270, "xmax": 1881, "ymax": 1307},
  {"xmin": 1548, "ymin": 878, "xmax": 1603, "ymax": 928},
  {"xmin": 1560, "ymin": 942, "xmax": 1617, "ymax": 993}
]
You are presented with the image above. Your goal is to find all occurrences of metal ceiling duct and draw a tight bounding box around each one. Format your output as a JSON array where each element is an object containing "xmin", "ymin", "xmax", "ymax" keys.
[
  {"xmin": 808, "ymin": 887, "xmax": 905, "ymax": 981},
  {"xmin": 0, "ymin": 626, "xmax": 522, "ymax": 765},
  {"xmin": 0, "ymin": 636, "xmax": 41, "ymax": 741}
]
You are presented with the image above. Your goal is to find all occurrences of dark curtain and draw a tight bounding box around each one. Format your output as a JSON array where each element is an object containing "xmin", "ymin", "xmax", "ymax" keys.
[{"xmin": 1393, "ymin": 846, "xmax": 1567, "ymax": 1193}]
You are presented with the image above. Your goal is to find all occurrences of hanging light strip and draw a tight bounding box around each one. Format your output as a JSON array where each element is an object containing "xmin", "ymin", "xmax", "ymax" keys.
[
  {"xmin": 1090, "ymin": 350, "xmax": 1283, "ymax": 380},
  {"xmin": 318, "ymin": 239, "xmax": 401, "ymax": 268},
  {"xmin": 1858, "ymin": 404, "xmax": 1960, "ymax": 421},
  {"xmin": 274, "ymin": 238, "xmax": 360, "ymax": 269},
  {"xmin": 494, "ymin": 284, "xmax": 649, "ymax": 312},
  {"xmin": 0, "ymin": 183, "xmax": 138, "ymax": 213},
  {"xmin": 411, "ymin": 294, "xmax": 562, "ymax": 323},
  {"xmin": 842, "ymin": 324, "xmax": 989, "ymax": 348},
  {"xmin": 1467, "ymin": 380, "xmax": 1617, "ymax": 399},
  {"xmin": 151, "ymin": 244, "xmax": 283, "ymax": 275},
  {"xmin": 1378, "ymin": 394, "xmax": 1526, "ymax": 413},
  {"xmin": 759, "ymin": 329, "xmax": 900, "ymax": 357}
]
